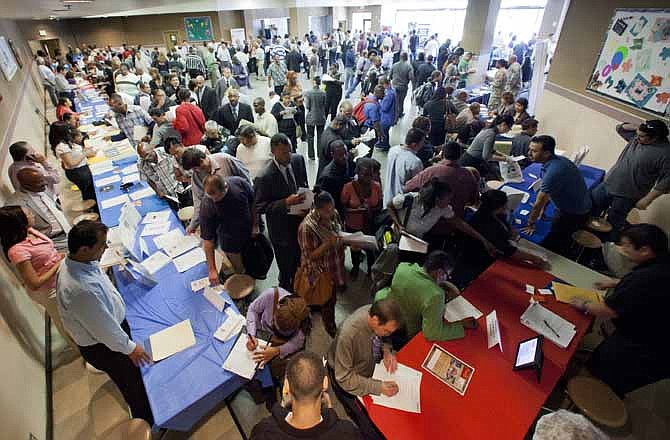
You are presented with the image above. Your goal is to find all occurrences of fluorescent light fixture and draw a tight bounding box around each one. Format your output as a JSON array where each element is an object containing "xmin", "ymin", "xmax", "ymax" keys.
[{"xmin": 63, "ymin": 0, "xmax": 93, "ymax": 3}]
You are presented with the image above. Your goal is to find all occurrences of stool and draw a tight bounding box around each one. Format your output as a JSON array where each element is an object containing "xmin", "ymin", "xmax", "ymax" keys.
[
  {"xmin": 572, "ymin": 230, "xmax": 602, "ymax": 264},
  {"xmin": 101, "ymin": 418, "xmax": 151, "ymax": 440},
  {"xmin": 73, "ymin": 212, "xmax": 100, "ymax": 224},
  {"xmin": 224, "ymin": 274, "xmax": 255, "ymax": 300},
  {"xmin": 177, "ymin": 206, "xmax": 194, "ymax": 227},
  {"xmin": 587, "ymin": 218, "xmax": 612, "ymax": 234},
  {"xmin": 70, "ymin": 199, "xmax": 97, "ymax": 212},
  {"xmin": 486, "ymin": 180, "xmax": 504, "ymax": 191},
  {"xmin": 566, "ymin": 376, "xmax": 627, "ymax": 429}
]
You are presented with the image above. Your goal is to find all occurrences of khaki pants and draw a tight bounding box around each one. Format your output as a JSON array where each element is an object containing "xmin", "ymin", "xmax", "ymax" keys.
[{"xmin": 35, "ymin": 290, "xmax": 78, "ymax": 350}]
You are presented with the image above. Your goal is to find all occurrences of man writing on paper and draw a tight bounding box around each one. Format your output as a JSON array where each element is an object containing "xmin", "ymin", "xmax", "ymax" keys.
[
  {"xmin": 250, "ymin": 351, "xmax": 361, "ymax": 439},
  {"xmin": 200, "ymin": 174, "xmax": 258, "ymax": 284},
  {"xmin": 327, "ymin": 298, "xmax": 402, "ymax": 440},
  {"xmin": 376, "ymin": 250, "xmax": 477, "ymax": 349},
  {"xmin": 254, "ymin": 134, "xmax": 309, "ymax": 290},
  {"xmin": 57, "ymin": 221, "xmax": 153, "ymax": 424},
  {"xmin": 136, "ymin": 142, "xmax": 186, "ymax": 210},
  {"xmin": 522, "ymin": 135, "xmax": 591, "ymax": 256},
  {"xmin": 571, "ymin": 224, "xmax": 670, "ymax": 397}
]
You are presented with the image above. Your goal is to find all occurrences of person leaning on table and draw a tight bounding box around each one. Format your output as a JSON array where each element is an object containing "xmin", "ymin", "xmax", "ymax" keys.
[
  {"xmin": 57, "ymin": 221, "xmax": 154, "ymax": 424},
  {"xmin": 570, "ymin": 224, "xmax": 670, "ymax": 398}
]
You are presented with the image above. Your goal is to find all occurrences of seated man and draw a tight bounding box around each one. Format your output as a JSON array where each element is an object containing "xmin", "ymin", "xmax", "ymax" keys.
[
  {"xmin": 200, "ymin": 174, "xmax": 257, "ymax": 283},
  {"xmin": 6, "ymin": 168, "xmax": 71, "ymax": 251},
  {"xmin": 571, "ymin": 224, "xmax": 670, "ymax": 398},
  {"xmin": 510, "ymin": 118, "xmax": 538, "ymax": 168},
  {"xmin": 326, "ymin": 299, "xmax": 402, "ymax": 440},
  {"xmin": 375, "ymin": 250, "xmax": 477, "ymax": 348},
  {"xmin": 250, "ymin": 351, "xmax": 362, "ymax": 440}
]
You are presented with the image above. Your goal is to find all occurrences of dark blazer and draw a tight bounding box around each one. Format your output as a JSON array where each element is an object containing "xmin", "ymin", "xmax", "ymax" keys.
[
  {"xmin": 212, "ymin": 102, "xmax": 254, "ymax": 134},
  {"xmin": 195, "ymin": 85, "xmax": 219, "ymax": 120},
  {"xmin": 254, "ymin": 154, "xmax": 308, "ymax": 247},
  {"xmin": 287, "ymin": 50, "xmax": 303, "ymax": 73}
]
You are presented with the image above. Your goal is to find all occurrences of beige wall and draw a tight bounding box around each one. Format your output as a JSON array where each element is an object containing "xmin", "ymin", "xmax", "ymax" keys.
[
  {"xmin": 537, "ymin": 1, "xmax": 670, "ymax": 233},
  {"xmin": 346, "ymin": 5, "xmax": 382, "ymax": 33},
  {"xmin": 18, "ymin": 19, "xmax": 76, "ymax": 53},
  {"xmin": 289, "ymin": 6, "xmax": 332, "ymax": 38},
  {"xmin": 0, "ymin": 18, "xmax": 49, "ymax": 440},
  {"xmin": 243, "ymin": 8, "xmax": 290, "ymax": 39}
]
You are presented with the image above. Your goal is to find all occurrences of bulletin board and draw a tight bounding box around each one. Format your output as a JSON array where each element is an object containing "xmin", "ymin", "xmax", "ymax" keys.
[
  {"xmin": 586, "ymin": 9, "xmax": 670, "ymax": 116},
  {"xmin": 184, "ymin": 16, "xmax": 214, "ymax": 42}
]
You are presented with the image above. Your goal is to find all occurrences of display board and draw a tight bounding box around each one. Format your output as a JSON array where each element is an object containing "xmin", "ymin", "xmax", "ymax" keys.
[
  {"xmin": 587, "ymin": 9, "xmax": 670, "ymax": 116},
  {"xmin": 184, "ymin": 16, "xmax": 214, "ymax": 42}
]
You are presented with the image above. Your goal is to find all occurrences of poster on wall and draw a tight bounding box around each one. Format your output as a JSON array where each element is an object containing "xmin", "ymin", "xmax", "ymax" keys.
[
  {"xmin": 230, "ymin": 28, "xmax": 246, "ymax": 46},
  {"xmin": 184, "ymin": 16, "xmax": 214, "ymax": 42},
  {"xmin": 0, "ymin": 36, "xmax": 19, "ymax": 81},
  {"xmin": 587, "ymin": 8, "xmax": 670, "ymax": 116}
]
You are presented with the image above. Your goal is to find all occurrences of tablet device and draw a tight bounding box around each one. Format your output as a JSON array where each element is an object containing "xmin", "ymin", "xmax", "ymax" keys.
[{"xmin": 514, "ymin": 335, "xmax": 543, "ymax": 370}]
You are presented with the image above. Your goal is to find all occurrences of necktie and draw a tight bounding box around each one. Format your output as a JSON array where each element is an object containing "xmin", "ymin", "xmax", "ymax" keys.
[
  {"xmin": 232, "ymin": 106, "xmax": 238, "ymax": 121},
  {"xmin": 372, "ymin": 335, "xmax": 383, "ymax": 364}
]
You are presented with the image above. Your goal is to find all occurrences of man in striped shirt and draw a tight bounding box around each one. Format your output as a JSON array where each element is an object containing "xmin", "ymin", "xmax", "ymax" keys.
[
  {"xmin": 270, "ymin": 38, "xmax": 287, "ymax": 61},
  {"xmin": 185, "ymin": 47, "xmax": 206, "ymax": 79}
]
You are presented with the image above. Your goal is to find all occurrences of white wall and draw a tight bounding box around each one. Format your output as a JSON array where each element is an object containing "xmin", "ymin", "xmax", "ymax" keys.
[{"xmin": 535, "ymin": 86, "xmax": 670, "ymax": 234}]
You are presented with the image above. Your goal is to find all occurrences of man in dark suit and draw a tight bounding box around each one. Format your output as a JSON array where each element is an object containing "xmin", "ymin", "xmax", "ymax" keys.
[
  {"xmin": 211, "ymin": 88, "xmax": 254, "ymax": 135},
  {"xmin": 192, "ymin": 75, "xmax": 219, "ymax": 120},
  {"xmin": 254, "ymin": 133, "xmax": 308, "ymax": 289},
  {"xmin": 287, "ymin": 46, "xmax": 303, "ymax": 73}
]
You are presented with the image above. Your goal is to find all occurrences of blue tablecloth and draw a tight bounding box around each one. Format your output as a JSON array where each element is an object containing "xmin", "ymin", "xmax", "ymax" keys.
[
  {"xmin": 94, "ymin": 157, "xmax": 272, "ymax": 431},
  {"xmin": 502, "ymin": 162, "xmax": 605, "ymax": 244},
  {"xmin": 76, "ymin": 95, "xmax": 109, "ymax": 125}
]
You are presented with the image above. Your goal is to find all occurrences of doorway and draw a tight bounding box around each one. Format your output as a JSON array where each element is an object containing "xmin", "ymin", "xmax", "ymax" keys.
[{"xmin": 163, "ymin": 31, "xmax": 179, "ymax": 51}]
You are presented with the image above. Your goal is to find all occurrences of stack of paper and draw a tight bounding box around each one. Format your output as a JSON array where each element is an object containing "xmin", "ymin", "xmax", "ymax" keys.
[
  {"xmin": 289, "ymin": 188, "xmax": 314, "ymax": 215},
  {"xmin": 520, "ymin": 302, "xmax": 576, "ymax": 348},
  {"xmin": 100, "ymin": 194, "xmax": 130, "ymax": 209},
  {"xmin": 399, "ymin": 232, "xmax": 428, "ymax": 254},
  {"xmin": 164, "ymin": 235, "xmax": 200, "ymax": 259},
  {"xmin": 444, "ymin": 296, "xmax": 483, "ymax": 322},
  {"xmin": 371, "ymin": 363, "xmax": 422, "ymax": 413},
  {"xmin": 129, "ymin": 187, "xmax": 156, "ymax": 201},
  {"xmin": 95, "ymin": 174, "xmax": 121, "ymax": 187},
  {"xmin": 154, "ymin": 229, "xmax": 184, "ymax": 249},
  {"xmin": 173, "ymin": 247, "xmax": 206, "ymax": 272},
  {"xmin": 552, "ymin": 282, "xmax": 603, "ymax": 304},
  {"xmin": 222, "ymin": 335, "xmax": 269, "ymax": 379},
  {"xmin": 140, "ymin": 222, "xmax": 171, "ymax": 237},
  {"xmin": 214, "ymin": 309, "xmax": 246, "ymax": 342},
  {"xmin": 142, "ymin": 210, "xmax": 171, "ymax": 224},
  {"xmin": 339, "ymin": 231, "xmax": 378, "ymax": 251},
  {"xmin": 141, "ymin": 250, "xmax": 172, "ymax": 275},
  {"xmin": 149, "ymin": 319, "xmax": 197, "ymax": 361},
  {"xmin": 99, "ymin": 247, "xmax": 125, "ymax": 268},
  {"xmin": 90, "ymin": 161, "xmax": 115, "ymax": 176}
]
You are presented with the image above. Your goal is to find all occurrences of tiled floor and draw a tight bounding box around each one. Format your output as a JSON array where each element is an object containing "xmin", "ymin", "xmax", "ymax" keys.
[{"xmin": 49, "ymin": 72, "xmax": 670, "ymax": 440}]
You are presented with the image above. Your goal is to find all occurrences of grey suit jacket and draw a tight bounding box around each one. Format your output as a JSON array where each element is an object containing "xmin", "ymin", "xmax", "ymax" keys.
[
  {"xmin": 214, "ymin": 77, "xmax": 240, "ymax": 106},
  {"xmin": 304, "ymin": 87, "xmax": 328, "ymax": 126},
  {"xmin": 6, "ymin": 190, "xmax": 70, "ymax": 250}
]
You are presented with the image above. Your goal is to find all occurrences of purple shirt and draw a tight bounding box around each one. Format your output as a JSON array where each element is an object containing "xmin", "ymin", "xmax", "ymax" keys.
[{"xmin": 246, "ymin": 287, "xmax": 305, "ymax": 358}]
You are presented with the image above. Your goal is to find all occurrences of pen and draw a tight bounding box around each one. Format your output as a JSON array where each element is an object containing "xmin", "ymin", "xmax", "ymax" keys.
[{"xmin": 543, "ymin": 319, "xmax": 560, "ymax": 337}]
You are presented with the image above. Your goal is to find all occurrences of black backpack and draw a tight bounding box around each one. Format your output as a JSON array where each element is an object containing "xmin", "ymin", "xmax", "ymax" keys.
[{"xmin": 241, "ymin": 234, "xmax": 274, "ymax": 280}]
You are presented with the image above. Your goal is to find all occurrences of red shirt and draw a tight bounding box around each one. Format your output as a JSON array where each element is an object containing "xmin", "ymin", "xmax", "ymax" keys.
[
  {"xmin": 56, "ymin": 105, "xmax": 77, "ymax": 122},
  {"xmin": 173, "ymin": 102, "xmax": 206, "ymax": 146}
]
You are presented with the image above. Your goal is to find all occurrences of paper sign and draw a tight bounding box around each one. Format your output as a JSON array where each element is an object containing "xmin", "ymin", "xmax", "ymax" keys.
[
  {"xmin": 539, "ymin": 289, "xmax": 553, "ymax": 296},
  {"xmin": 140, "ymin": 222, "xmax": 171, "ymax": 237},
  {"xmin": 486, "ymin": 310, "xmax": 503, "ymax": 351},
  {"xmin": 100, "ymin": 194, "xmax": 129, "ymax": 209},
  {"xmin": 204, "ymin": 286, "xmax": 227, "ymax": 312},
  {"xmin": 129, "ymin": 186, "xmax": 156, "ymax": 201},
  {"xmin": 173, "ymin": 247, "xmax": 206, "ymax": 273},
  {"xmin": 525, "ymin": 284, "xmax": 535, "ymax": 295},
  {"xmin": 191, "ymin": 277, "xmax": 210, "ymax": 292},
  {"xmin": 140, "ymin": 250, "xmax": 171, "ymax": 275},
  {"xmin": 149, "ymin": 319, "xmax": 196, "ymax": 361},
  {"xmin": 95, "ymin": 174, "xmax": 121, "ymax": 187}
]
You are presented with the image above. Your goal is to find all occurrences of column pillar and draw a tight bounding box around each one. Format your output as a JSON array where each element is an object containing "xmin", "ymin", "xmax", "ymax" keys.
[
  {"xmin": 461, "ymin": 0, "xmax": 501, "ymax": 86},
  {"xmin": 538, "ymin": 0, "xmax": 569, "ymax": 39}
]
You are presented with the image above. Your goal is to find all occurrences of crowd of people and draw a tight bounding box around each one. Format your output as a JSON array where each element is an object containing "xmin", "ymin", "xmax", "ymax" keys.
[{"xmin": 10, "ymin": 27, "xmax": 670, "ymax": 439}]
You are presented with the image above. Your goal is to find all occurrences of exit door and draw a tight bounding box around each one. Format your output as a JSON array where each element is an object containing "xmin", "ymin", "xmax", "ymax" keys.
[{"xmin": 163, "ymin": 31, "xmax": 179, "ymax": 51}]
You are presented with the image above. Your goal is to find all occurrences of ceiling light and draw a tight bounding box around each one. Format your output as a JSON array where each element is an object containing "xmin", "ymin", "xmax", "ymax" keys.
[{"xmin": 63, "ymin": 0, "xmax": 93, "ymax": 3}]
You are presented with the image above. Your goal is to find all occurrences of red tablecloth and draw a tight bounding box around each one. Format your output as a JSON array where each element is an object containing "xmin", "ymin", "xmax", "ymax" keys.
[{"xmin": 363, "ymin": 260, "xmax": 593, "ymax": 440}]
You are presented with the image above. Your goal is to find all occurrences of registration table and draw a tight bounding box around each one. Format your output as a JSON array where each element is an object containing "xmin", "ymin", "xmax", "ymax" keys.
[
  {"xmin": 92, "ymin": 154, "xmax": 272, "ymax": 431},
  {"xmin": 364, "ymin": 259, "xmax": 594, "ymax": 439},
  {"xmin": 503, "ymin": 162, "xmax": 605, "ymax": 244}
]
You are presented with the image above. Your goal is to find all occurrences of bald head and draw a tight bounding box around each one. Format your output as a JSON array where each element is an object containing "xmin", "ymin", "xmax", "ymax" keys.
[
  {"xmin": 284, "ymin": 351, "xmax": 328, "ymax": 403},
  {"xmin": 17, "ymin": 168, "xmax": 46, "ymax": 193},
  {"xmin": 339, "ymin": 101, "xmax": 353, "ymax": 119}
]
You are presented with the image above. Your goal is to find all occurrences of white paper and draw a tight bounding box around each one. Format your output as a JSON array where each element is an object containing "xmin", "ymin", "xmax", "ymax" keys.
[
  {"xmin": 539, "ymin": 289, "xmax": 553, "ymax": 296},
  {"xmin": 121, "ymin": 163, "xmax": 138, "ymax": 175},
  {"xmin": 99, "ymin": 247, "xmax": 125, "ymax": 268},
  {"xmin": 142, "ymin": 210, "xmax": 172, "ymax": 224},
  {"xmin": 173, "ymin": 247, "xmax": 206, "ymax": 273},
  {"xmin": 519, "ymin": 209, "xmax": 530, "ymax": 216},
  {"xmin": 338, "ymin": 231, "xmax": 379, "ymax": 251},
  {"xmin": 191, "ymin": 277, "xmax": 210, "ymax": 292},
  {"xmin": 119, "ymin": 202, "xmax": 142, "ymax": 230},
  {"xmin": 525, "ymin": 284, "xmax": 535, "ymax": 295},
  {"xmin": 399, "ymin": 232, "xmax": 428, "ymax": 254},
  {"xmin": 359, "ymin": 129, "xmax": 376, "ymax": 143},
  {"xmin": 129, "ymin": 186, "xmax": 156, "ymax": 200},
  {"xmin": 95, "ymin": 174, "xmax": 121, "ymax": 187},
  {"xmin": 500, "ymin": 186, "xmax": 528, "ymax": 213},
  {"xmin": 139, "ymin": 237, "xmax": 149, "ymax": 257},
  {"xmin": 289, "ymin": 188, "xmax": 314, "ymax": 215},
  {"xmin": 520, "ymin": 302, "xmax": 576, "ymax": 348},
  {"xmin": 222, "ymin": 336, "xmax": 269, "ymax": 380},
  {"xmin": 100, "ymin": 194, "xmax": 129, "ymax": 209},
  {"xmin": 214, "ymin": 314, "xmax": 246, "ymax": 342},
  {"xmin": 528, "ymin": 178, "xmax": 542, "ymax": 192},
  {"xmin": 444, "ymin": 295, "xmax": 483, "ymax": 322},
  {"xmin": 486, "ymin": 310, "xmax": 503, "ymax": 351},
  {"xmin": 371, "ymin": 363, "xmax": 422, "ymax": 413},
  {"xmin": 140, "ymin": 250, "xmax": 172, "ymax": 275},
  {"xmin": 149, "ymin": 319, "xmax": 196, "ymax": 361},
  {"xmin": 204, "ymin": 286, "xmax": 228, "ymax": 312},
  {"xmin": 164, "ymin": 235, "xmax": 200, "ymax": 259},
  {"xmin": 122, "ymin": 173, "xmax": 140, "ymax": 184},
  {"xmin": 510, "ymin": 155, "xmax": 527, "ymax": 162},
  {"xmin": 154, "ymin": 229, "xmax": 184, "ymax": 249},
  {"xmin": 352, "ymin": 142, "xmax": 371, "ymax": 161},
  {"xmin": 133, "ymin": 125, "xmax": 149, "ymax": 142},
  {"xmin": 90, "ymin": 162, "xmax": 115, "ymax": 175},
  {"xmin": 140, "ymin": 222, "xmax": 171, "ymax": 237}
]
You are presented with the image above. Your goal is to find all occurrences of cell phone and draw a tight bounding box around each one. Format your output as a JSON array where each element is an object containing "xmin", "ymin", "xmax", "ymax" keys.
[{"xmin": 120, "ymin": 182, "xmax": 135, "ymax": 192}]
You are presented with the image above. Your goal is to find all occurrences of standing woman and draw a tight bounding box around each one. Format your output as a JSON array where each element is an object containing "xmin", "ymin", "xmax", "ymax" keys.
[
  {"xmin": 49, "ymin": 122, "xmax": 97, "ymax": 202},
  {"xmin": 0, "ymin": 206, "xmax": 74, "ymax": 348},
  {"xmin": 340, "ymin": 159, "xmax": 382, "ymax": 278},
  {"xmin": 297, "ymin": 191, "xmax": 347, "ymax": 338}
]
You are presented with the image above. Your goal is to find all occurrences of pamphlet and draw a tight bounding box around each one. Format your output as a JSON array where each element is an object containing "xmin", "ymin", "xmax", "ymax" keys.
[{"xmin": 422, "ymin": 344, "xmax": 475, "ymax": 396}]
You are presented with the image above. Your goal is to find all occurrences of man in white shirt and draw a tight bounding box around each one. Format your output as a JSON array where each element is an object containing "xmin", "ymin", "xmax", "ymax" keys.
[
  {"xmin": 236, "ymin": 125, "xmax": 272, "ymax": 180},
  {"xmin": 383, "ymin": 128, "xmax": 425, "ymax": 205},
  {"xmin": 424, "ymin": 35, "xmax": 439, "ymax": 60},
  {"xmin": 37, "ymin": 57, "xmax": 58, "ymax": 106},
  {"xmin": 253, "ymin": 97, "xmax": 279, "ymax": 137}
]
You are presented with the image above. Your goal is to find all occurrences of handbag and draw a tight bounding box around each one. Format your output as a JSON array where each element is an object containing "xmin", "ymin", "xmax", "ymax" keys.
[
  {"xmin": 241, "ymin": 234, "xmax": 274, "ymax": 280},
  {"xmin": 293, "ymin": 265, "xmax": 333, "ymax": 306}
]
